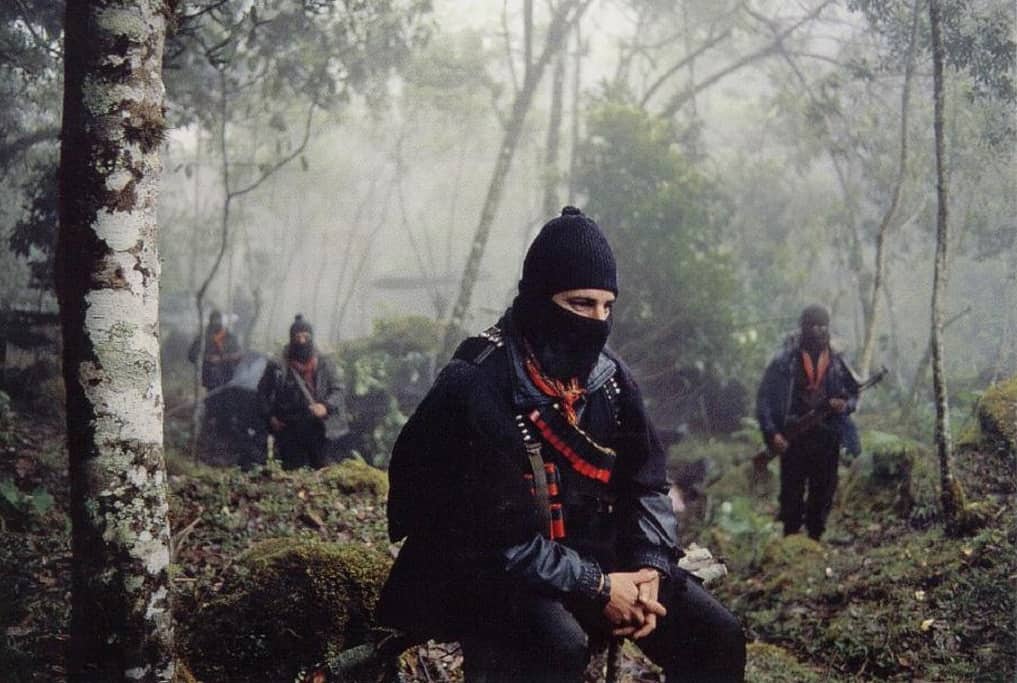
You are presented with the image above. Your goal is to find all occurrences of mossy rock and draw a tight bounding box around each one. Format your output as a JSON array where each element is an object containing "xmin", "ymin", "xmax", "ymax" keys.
[
  {"xmin": 711, "ymin": 459, "xmax": 776, "ymax": 501},
  {"xmin": 745, "ymin": 642, "xmax": 826, "ymax": 683},
  {"xmin": 180, "ymin": 537, "xmax": 392, "ymax": 682},
  {"xmin": 977, "ymin": 376, "xmax": 1017, "ymax": 455},
  {"xmin": 320, "ymin": 458, "xmax": 389, "ymax": 497},
  {"xmin": 756, "ymin": 534, "xmax": 826, "ymax": 596},
  {"xmin": 838, "ymin": 431, "xmax": 933, "ymax": 526}
]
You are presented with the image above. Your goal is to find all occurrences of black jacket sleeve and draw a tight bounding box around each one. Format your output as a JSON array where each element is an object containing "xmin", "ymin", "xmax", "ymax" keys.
[
  {"xmin": 610, "ymin": 362, "xmax": 681, "ymax": 576},
  {"xmin": 388, "ymin": 358, "xmax": 606, "ymax": 600}
]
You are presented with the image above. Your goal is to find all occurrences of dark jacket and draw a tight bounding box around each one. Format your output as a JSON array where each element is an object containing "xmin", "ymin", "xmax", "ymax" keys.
[
  {"xmin": 378, "ymin": 310, "xmax": 680, "ymax": 637},
  {"xmin": 257, "ymin": 349, "xmax": 350, "ymax": 439},
  {"xmin": 188, "ymin": 328, "xmax": 242, "ymax": 390},
  {"xmin": 756, "ymin": 332, "xmax": 861, "ymax": 455}
]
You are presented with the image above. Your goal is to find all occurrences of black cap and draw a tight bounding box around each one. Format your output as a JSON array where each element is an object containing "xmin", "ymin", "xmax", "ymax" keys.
[
  {"xmin": 799, "ymin": 304, "xmax": 830, "ymax": 327},
  {"xmin": 289, "ymin": 314, "xmax": 313, "ymax": 337},
  {"xmin": 518, "ymin": 206, "xmax": 618, "ymax": 298}
]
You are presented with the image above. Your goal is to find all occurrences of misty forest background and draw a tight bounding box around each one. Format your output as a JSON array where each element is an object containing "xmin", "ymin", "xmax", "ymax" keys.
[{"xmin": 0, "ymin": 0, "xmax": 1014, "ymax": 681}]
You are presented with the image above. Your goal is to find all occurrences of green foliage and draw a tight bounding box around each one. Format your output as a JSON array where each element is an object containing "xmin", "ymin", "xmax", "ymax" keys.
[
  {"xmin": 0, "ymin": 479, "xmax": 54, "ymax": 532},
  {"xmin": 167, "ymin": 0, "xmax": 433, "ymax": 130},
  {"xmin": 180, "ymin": 537, "xmax": 392, "ymax": 682},
  {"xmin": 574, "ymin": 97, "xmax": 742, "ymax": 405},
  {"xmin": 402, "ymin": 29, "xmax": 497, "ymax": 121},
  {"xmin": 744, "ymin": 642, "xmax": 826, "ymax": 683},
  {"xmin": 710, "ymin": 496, "xmax": 780, "ymax": 572},
  {"xmin": 338, "ymin": 315, "xmax": 441, "ymax": 467},
  {"xmin": 8, "ymin": 158, "xmax": 58, "ymax": 293},
  {"xmin": 838, "ymin": 430, "xmax": 937, "ymax": 531},
  {"xmin": 977, "ymin": 375, "xmax": 1017, "ymax": 455},
  {"xmin": 850, "ymin": 0, "xmax": 1015, "ymax": 104}
]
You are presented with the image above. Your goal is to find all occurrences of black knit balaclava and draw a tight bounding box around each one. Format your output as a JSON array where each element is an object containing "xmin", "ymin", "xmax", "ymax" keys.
[
  {"xmin": 799, "ymin": 304, "xmax": 830, "ymax": 354},
  {"xmin": 288, "ymin": 314, "xmax": 314, "ymax": 362},
  {"xmin": 207, "ymin": 309, "xmax": 223, "ymax": 334},
  {"xmin": 513, "ymin": 206, "xmax": 618, "ymax": 381}
]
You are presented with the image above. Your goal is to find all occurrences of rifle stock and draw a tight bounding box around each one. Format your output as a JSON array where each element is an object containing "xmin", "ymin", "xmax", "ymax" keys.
[{"xmin": 752, "ymin": 366, "xmax": 888, "ymax": 468}]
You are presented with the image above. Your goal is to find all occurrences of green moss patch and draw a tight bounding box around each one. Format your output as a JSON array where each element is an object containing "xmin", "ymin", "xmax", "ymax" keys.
[
  {"xmin": 978, "ymin": 376, "xmax": 1017, "ymax": 455},
  {"xmin": 180, "ymin": 537, "xmax": 391, "ymax": 682},
  {"xmin": 320, "ymin": 458, "xmax": 389, "ymax": 497},
  {"xmin": 837, "ymin": 431, "xmax": 937, "ymax": 532},
  {"xmin": 722, "ymin": 522, "xmax": 1016, "ymax": 681},
  {"xmin": 745, "ymin": 642, "xmax": 827, "ymax": 683}
]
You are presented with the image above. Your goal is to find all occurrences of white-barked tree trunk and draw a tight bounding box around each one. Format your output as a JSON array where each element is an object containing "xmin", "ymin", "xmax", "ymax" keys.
[{"xmin": 56, "ymin": 0, "xmax": 175, "ymax": 679}]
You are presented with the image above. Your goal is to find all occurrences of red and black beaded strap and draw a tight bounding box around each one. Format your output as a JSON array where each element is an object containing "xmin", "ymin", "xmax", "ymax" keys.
[{"xmin": 528, "ymin": 404, "xmax": 617, "ymax": 484}]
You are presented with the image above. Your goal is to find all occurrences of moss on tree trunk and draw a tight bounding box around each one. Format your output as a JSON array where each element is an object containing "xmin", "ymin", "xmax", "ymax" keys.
[{"xmin": 57, "ymin": 1, "xmax": 174, "ymax": 679}]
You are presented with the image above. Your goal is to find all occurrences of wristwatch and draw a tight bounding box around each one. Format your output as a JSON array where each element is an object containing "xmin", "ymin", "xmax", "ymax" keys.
[{"xmin": 596, "ymin": 573, "xmax": 612, "ymax": 606}]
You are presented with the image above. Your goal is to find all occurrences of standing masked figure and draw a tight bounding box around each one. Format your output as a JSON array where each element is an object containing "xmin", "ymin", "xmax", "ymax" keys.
[
  {"xmin": 189, "ymin": 309, "xmax": 243, "ymax": 458},
  {"xmin": 258, "ymin": 315, "xmax": 350, "ymax": 469},
  {"xmin": 189, "ymin": 309, "xmax": 242, "ymax": 390},
  {"xmin": 756, "ymin": 305, "xmax": 861, "ymax": 540},
  {"xmin": 379, "ymin": 207, "xmax": 746, "ymax": 682}
]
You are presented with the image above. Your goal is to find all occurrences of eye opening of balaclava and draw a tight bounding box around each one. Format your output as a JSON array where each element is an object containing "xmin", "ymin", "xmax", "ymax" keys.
[
  {"xmin": 513, "ymin": 206, "xmax": 618, "ymax": 382},
  {"xmin": 288, "ymin": 314, "xmax": 315, "ymax": 362}
]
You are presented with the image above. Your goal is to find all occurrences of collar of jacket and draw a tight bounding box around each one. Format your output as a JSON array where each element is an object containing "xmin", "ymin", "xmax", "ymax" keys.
[
  {"xmin": 501, "ymin": 308, "xmax": 617, "ymax": 411},
  {"xmin": 780, "ymin": 330, "xmax": 847, "ymax": 358}
]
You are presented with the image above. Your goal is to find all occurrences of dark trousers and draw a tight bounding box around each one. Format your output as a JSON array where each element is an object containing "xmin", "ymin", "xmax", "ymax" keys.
[
  {"xmin": 779, "ymin": 428, "xmax": 840, "ymax": 539},
  {"xmin": 459, "ymin": 573, "xmax": 745, "ymax": 683},
  {"xmin": 275, "ymin": 421, "xmax": 333, "ymax": 470}
]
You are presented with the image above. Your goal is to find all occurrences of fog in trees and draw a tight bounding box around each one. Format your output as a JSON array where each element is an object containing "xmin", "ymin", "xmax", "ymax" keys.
[{"xmin": 1, "ymin": 0, "xmax": 1014, "ymax": 680}]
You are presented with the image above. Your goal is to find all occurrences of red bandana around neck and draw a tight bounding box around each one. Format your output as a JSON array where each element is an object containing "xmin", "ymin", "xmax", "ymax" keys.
[
  {"xmin": 211, "ymin": 328, "xmax": 227, "ymax": 352},
  {"xmin": 522, "ymin": 342, "xmax": 586, "ymax": 426},
  {"xmin": 289, "ymin": 355, "xmax": 318, "ymax": 392},
  {"xmin": 801, "ymin": 348, "xmax": 830, "ymax": 393}
]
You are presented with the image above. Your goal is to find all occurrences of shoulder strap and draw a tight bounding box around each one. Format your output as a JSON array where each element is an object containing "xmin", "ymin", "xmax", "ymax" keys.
[
  {"xmin": 603, "ymin": 374, "xmax": 623, "ymax": 426},
  {"xmin": 516, "ymin": 414, "xmax": 552, "ymax": 539},
  {"xmin": 452, "ymin": 325, "xmax": 504, "ymax": 366}
]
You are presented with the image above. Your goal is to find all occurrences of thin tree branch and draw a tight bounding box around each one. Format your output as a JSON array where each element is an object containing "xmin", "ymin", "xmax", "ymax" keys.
[
  {"xmin": 639, "ymin": 28, "xmax": 731, "ymax": 109},
  {"xmin": 659, "ymin": 0, "xmax": 835, "ymax": 118}
]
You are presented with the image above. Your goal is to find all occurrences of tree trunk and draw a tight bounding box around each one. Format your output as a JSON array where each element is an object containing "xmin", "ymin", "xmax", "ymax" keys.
[
  {"xmin": 57, "ymin": 1, "xmax": 175, "ymax": 679},
  {"xmin": 857, "ymin": 0, "xmax": 920, "ymax": 377},
  {"xmin": 928, "ymin": 0, "xmax": 960, "ymax": 535},
  {"xmin": 442, "ymin": 0, "xmax": 592, "ymax": 359},
  {"xmin": 900, "ymin": 306, "xmax": 970, "ymax": 423}
]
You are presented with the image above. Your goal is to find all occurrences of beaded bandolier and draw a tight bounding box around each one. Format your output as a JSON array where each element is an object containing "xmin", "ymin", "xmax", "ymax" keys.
[{"xmin": 455, "ymin": 324, "xmax": 623, "ymax": 542}]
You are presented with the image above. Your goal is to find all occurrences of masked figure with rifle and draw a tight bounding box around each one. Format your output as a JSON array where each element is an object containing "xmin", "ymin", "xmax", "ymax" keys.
[
  {"xmin": 258, "ymin": 314, "xmax": 351, "ymax": 470},
  {"xmin": 755, "ymin": 305, "xmax": 861, "ymax": 541}
]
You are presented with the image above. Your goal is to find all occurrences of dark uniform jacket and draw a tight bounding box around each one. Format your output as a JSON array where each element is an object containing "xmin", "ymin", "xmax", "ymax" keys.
[
  {"xmin": 755, "ymin": 332, "xmax": 861, "ymax": 455},
  {"xmin": 188, "ymin": 329, "xmax": 241, "ymax": 390},
  {"xmin": 378, "ymin": 310, "xmax": 680, "ymax": 638},
  {"xmin": 257, "ymin": 349, "xmax": 350, "ymax": 440}
]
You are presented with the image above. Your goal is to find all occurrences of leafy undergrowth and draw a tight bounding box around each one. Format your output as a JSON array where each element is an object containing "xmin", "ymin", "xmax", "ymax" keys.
[
  {"xmin": 0, "ymin": 403, "xmax": 71, "ymax": 682},
  {"xmin": 694, "ymin": 384, "xmax": 1017, "ymax": 682},
  {"xmin": 1, "ymin": 379, "xmax": 1014, "ymax": 682},
  {"xmin": 167, "ymin": 455, "xmax": 392, "ymax": 625}
]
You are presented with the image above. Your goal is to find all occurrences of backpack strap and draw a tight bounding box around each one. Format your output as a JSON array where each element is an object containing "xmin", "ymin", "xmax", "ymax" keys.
[
  {"xmin": 452, "ymin": 325, "xmax": 504, "ymax": 366},
  {"xmin": 516, "ymin": 413, "xmax": 553, "ymax": 540}
]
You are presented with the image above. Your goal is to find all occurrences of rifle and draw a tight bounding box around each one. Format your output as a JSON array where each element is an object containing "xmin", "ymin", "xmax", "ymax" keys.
[
  {"xmin": 752, "ymin": 366, "xmax": 888, "ymax": 468},
  {"xmin": 288, "ymin": 366, "xmax": 349, "ymax": 441}
]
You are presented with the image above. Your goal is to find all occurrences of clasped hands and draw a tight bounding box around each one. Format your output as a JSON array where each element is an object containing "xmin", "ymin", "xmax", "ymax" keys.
[{"xmin": 602, "ymin": 568, "xmax": 666, "ymax": 640}]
